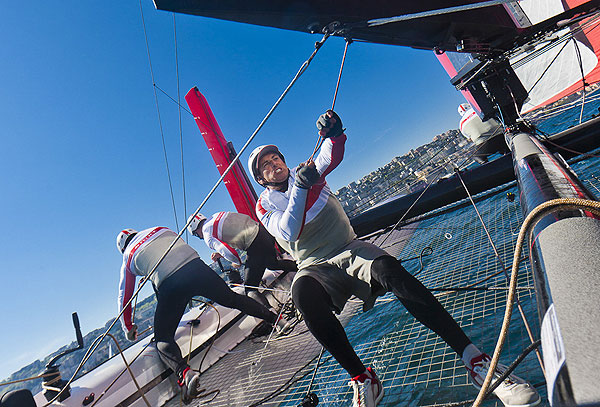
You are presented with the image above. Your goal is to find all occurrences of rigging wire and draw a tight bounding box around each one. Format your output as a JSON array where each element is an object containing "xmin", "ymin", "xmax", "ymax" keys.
[
  {"xmin": 154, "ymin": 83, "xmax": 194, "ymax": 116},
  {"xmin": 346, "ymin": 134, "xmax": 463, "ymax": 218},
  {"xmin": 173, "ymin": 13, "xmax": 189, "ymax": 241},
  {"xmin": 182, "ymin": 301, "xmax": 221, "ymax": 405},
  {"xmin": 507, "ymin": 11, "xmax": 600, "ymax": 119},
  {"xmin": 535, "ymin": 127, "xmax": 600, "ymax": 159},
  {"xmin": 102, "ymin": 334, "xmax": 151, "ymax": 407},
  {"xmin": 89, "ymin": 340, "xmax": 154, "ymax": 407},
  {"xmin": 139, "ymin": 0, "xmax": 180, "ymax": 231},
  {"xmin": 375, "ymin": 140, "xmax": 491, "ymax": 247},
  {"xmin": 572, "ymin": 37, "xmax": 588, "ymax": 124},
  {"xmin": 308, "ymin": 37, "xmax": 352, "ymax": 162},
  {"xmin": 524, "ymin": 39, "xmax": 571, "ymax": 98},
  {"xmin": 528, "ymin": 91, "xmax": 600, "ymax": 122},
  {"xmin": 454, "ymin": 168, "xmax": 545, "ymax": 372}
]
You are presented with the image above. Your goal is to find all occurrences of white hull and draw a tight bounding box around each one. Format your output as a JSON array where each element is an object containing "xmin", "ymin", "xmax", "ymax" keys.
[{"xmin": 33, "ymin": 270, "xmax": 293, "ymax": 407}]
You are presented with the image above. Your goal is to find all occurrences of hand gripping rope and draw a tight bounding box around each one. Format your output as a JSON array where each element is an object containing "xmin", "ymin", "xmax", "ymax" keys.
[{"xmin": 308, "ymin": 31, "xmax": 352, "ymax": 162}]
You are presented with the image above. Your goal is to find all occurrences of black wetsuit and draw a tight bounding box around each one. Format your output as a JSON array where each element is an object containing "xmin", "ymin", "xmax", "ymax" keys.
[{"xmin": 244, "ymin": 224, "xmax": 297, "ymax": 290}]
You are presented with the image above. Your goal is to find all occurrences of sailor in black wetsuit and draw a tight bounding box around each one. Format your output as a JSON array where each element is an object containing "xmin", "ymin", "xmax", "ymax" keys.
[
  {"xmin": 187, "ymin": 211, "xmax": 297, "ymax": 307},
  {"xmin": 248, "ymin": 110, "xmax": 541, "ymax": 407},
  {"xmin": 115, "ymin": 227, "xmax": 286, "ymax": 404}
]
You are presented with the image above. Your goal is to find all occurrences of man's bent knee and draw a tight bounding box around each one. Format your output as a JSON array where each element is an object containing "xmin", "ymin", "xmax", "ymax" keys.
[
  {"xmin": 371, "ymin": 255, "xmax": 403, "ymax": 274},
  {"xmin": 292, "ymin": 276, "xmax": 327, "ymax": 313}
]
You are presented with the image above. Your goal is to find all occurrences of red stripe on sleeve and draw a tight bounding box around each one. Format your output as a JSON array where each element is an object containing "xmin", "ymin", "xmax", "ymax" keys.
[
  {"xmin": 319, "ymin": 134, "xmax": 346, "ymax": 179},
  {"xmin": 221, "ymin": 240, "xmax": 242, "ymax": 264},
  {"xmin": 256, "ymin": 198, "xmax": 267, "ymax": 216},
  {"xmin": 121, "ymin": 272, "xmax": 136, "ymax": 331}
]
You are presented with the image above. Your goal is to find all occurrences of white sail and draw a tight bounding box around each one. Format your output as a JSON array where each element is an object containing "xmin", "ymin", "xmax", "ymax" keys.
[{"xmin": 510, "ymin": 0, "xmax": 600, "ymax": 112}]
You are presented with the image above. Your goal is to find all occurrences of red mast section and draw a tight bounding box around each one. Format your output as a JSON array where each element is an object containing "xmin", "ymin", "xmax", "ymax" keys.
[{"xmin": 185, "ymin": 87, "xmax": 259, "ymax": 220}]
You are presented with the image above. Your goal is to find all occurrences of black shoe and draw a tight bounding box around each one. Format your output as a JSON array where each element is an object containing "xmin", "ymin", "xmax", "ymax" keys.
[
  {"xmin": 249, "ymin": 321, "xmax": 273, "ymax": 338},
  {"xmin": 247, "ymin": 290, "xmax": 271, "ymax": 308},
  {"xmin": 182, "ymin": 371, "xmax": 201, "ymax": 404}
]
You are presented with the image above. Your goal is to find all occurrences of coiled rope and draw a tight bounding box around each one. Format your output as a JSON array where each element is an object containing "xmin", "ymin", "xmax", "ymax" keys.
[{"xmin": 472, "ymin": 198, "xmax": 600, "ymax": 407}]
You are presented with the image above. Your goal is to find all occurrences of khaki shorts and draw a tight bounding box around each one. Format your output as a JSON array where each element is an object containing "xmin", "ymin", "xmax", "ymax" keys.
[{"xmin": 291, "ymin": 240, "xmax": 389, "ymax": 313}]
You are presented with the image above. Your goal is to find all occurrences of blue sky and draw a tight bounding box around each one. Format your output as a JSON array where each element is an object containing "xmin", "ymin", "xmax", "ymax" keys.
[{"xmin": 0, "ymin": 1, "xmax": 468, "ymax": 380}]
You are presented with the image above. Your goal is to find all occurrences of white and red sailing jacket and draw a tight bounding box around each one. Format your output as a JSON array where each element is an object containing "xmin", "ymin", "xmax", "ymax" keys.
[
  {"xmin": 201, "ymin": 212, "xmax": 260, "ymax": 265},
  {"xmin": 256, "ymin": 135, "xmax": 356, "ymax": 269},
  {"xmin": 117, "ymin": 227, "xmax": 198, "ymax": 333}
]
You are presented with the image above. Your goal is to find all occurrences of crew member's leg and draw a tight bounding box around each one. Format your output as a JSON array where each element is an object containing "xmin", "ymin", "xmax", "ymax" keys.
[
  {"xmin": 370, "ymin": 255, "xmax": 541, "ymax": 406},
  {"xmin": 292, "ymin": 275, "xmax": 365, "ymax": 377},
  {"xmin": 181, "ymin": 258, "xmax": 278, "ymax": 324},
  {"xmin": 370, "ymin": 255, "xmax": 471, "ymax": 355},
  {"xmin": 154, "ymin": 259, "xmax": 285, "ymax": 404},
  {"xmin": 245, "ymin": 225, "xmax": 297, "ymax": 290},
  {"xmin": 153, "ymin": 286, "xmax": 190, "ymax": 379}
]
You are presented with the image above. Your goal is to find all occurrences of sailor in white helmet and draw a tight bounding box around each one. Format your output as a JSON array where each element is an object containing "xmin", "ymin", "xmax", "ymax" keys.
[
  {"xmin": 187, "ymin": 211, "xmax": 297, "ymax": 307},
  {"xmin": 115, "ymin": 226, "xmax": 287, "ymax": 404},
  {"xmin": 249, "ymin": 110, "xmax": 540, "ymax": 407}
]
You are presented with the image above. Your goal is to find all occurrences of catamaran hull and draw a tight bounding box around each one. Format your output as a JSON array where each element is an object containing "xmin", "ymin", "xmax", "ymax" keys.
[{"xmin": 32, "ymin": 271, "xmax": 292, "ymax": 407}]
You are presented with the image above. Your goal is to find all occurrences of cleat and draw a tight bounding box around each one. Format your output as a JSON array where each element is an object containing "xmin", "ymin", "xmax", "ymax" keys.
[
  {"xmin": 467, "ymin": 354, "xmax": 541, "ymax": 407},
  {"xmin": 348, "ymin": 367, "xmax": 384, "ymax": 407},
  {"xmin": 181, "ymin": 370, "xmax": 201, "ymax": 405},
  {"xmin": 274, "ymin": 315, "xmax": 295, "ymax": 337}
]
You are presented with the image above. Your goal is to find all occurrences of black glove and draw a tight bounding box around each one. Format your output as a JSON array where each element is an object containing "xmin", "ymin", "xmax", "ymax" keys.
[
  {"xmin": 295, "ymin": 164, "xmax": 320, "ymax": 189},
  {"xmin": 126, "ymin": 324, "xmax": 138, "ymax": 342},
  {"xmin": 316, "ymin": 110, "xmax": 343, "ymax": 139}
]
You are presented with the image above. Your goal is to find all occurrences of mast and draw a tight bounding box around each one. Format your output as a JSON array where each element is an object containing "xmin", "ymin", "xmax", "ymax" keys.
[{"xmin": 453, "ymin": 53, "xmax": 600, "ymax": 406}]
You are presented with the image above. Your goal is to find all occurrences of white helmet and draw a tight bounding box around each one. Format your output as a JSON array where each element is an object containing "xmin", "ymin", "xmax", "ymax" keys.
[
  {"xmin": 116, "ymin": 229, "xmax": 138, "ymax": 253},
  {"xmin": 458, "ymin": 103, "xmax": 471, "ymax": 116},
  {"xmin": 247, "ymin": 145, "xmax": 285, "ymax": 182},
  {"xmin": 187, "ymin": 213, "xmax": 207, "ymax": 236}
]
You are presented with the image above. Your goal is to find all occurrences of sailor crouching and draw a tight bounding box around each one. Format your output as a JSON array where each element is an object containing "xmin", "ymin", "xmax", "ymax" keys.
[{"xmin": 115, "ymin": 226, "xmax": 285, "ymax": 404}]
